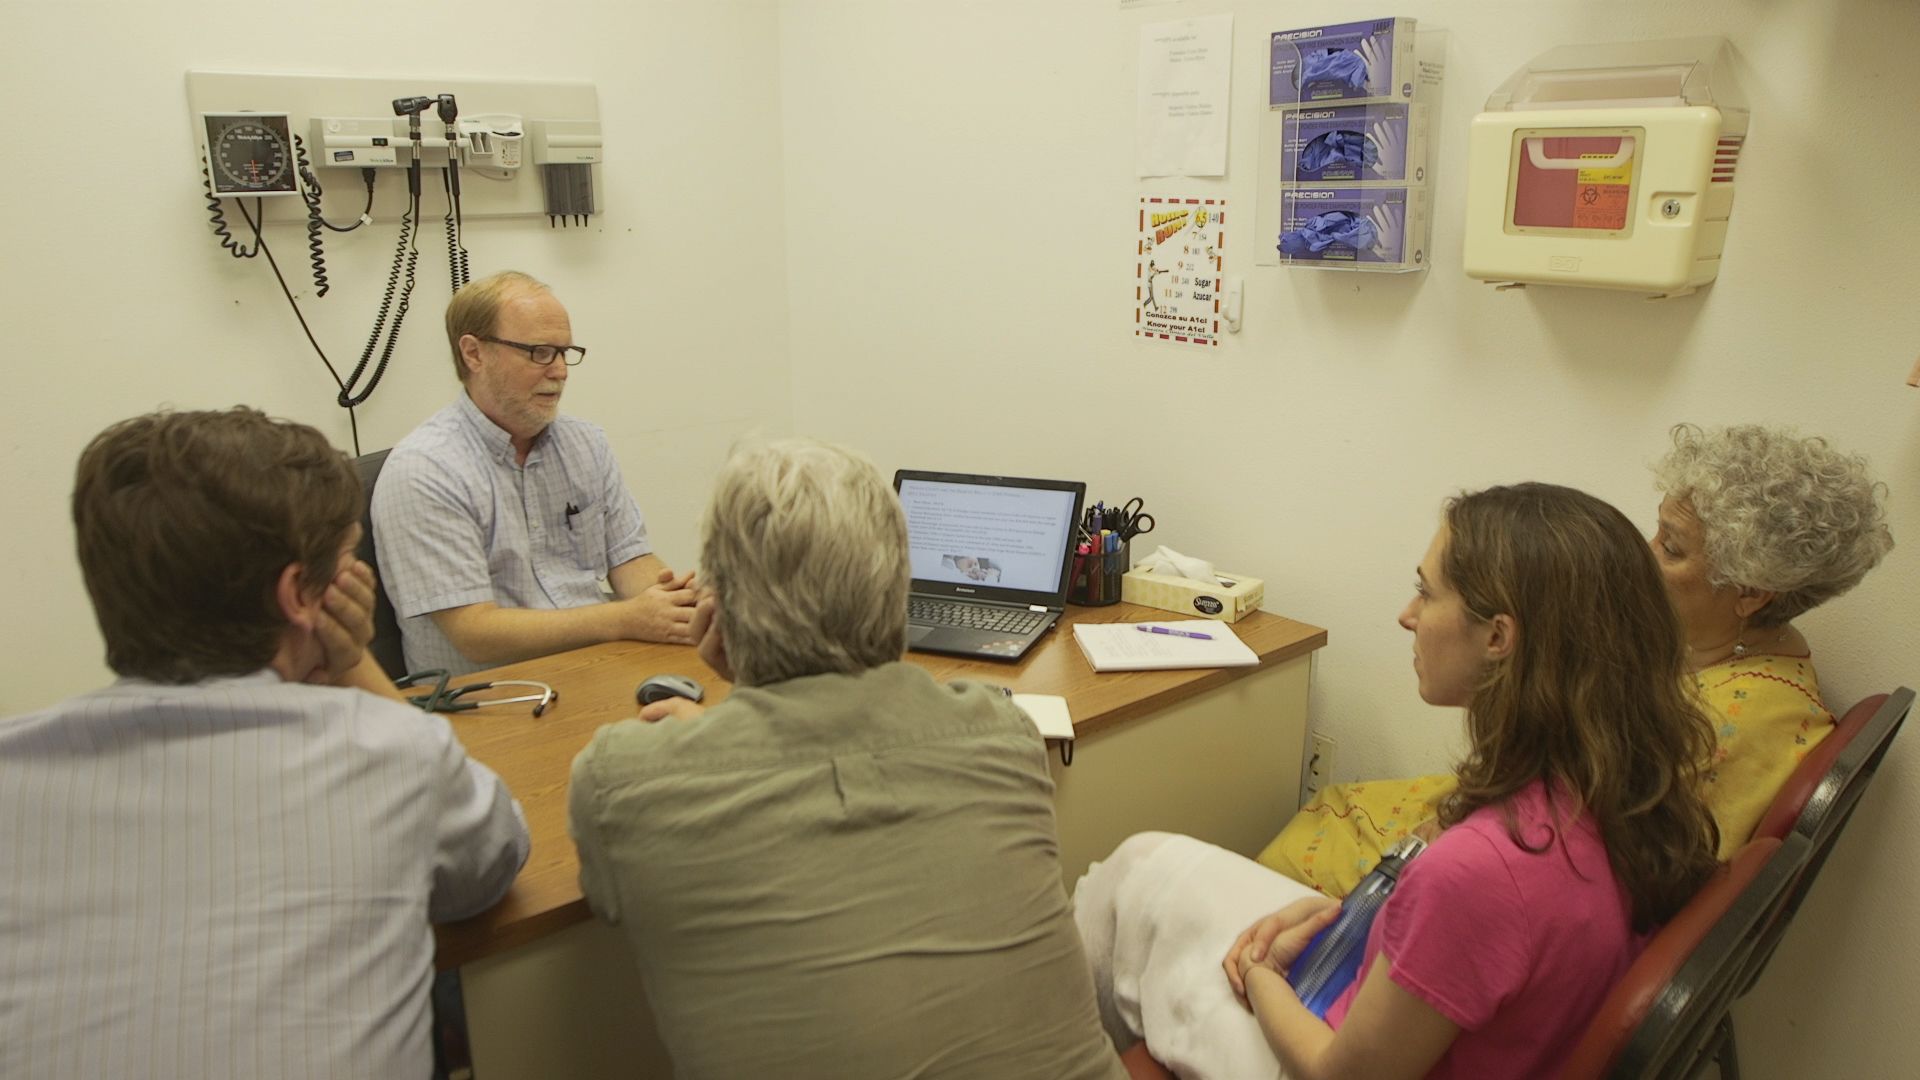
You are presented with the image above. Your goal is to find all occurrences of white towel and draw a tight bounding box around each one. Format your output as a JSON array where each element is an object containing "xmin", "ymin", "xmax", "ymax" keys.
[{"xmin": 1073, "ymin": 833, "xmax": 1325, "ymax": 1080}]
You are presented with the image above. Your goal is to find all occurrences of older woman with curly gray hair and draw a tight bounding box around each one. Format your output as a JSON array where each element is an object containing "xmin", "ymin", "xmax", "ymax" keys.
[
  {"xmin": 1645, "ymin": 423, "xmax": 1892, "ymax": 855},
  {"xmin": 1651, "ymin": 423, "xmax": 1891, "ymax": 659},
  {"xmin": 1258, "ymin": 423, "xmax": 1893, "ymax": 895}
]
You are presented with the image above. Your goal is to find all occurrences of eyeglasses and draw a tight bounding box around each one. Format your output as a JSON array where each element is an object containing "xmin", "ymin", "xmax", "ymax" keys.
[{"xmin": 477, "ymin": 335, "xmax": 588, "ymax": 367}]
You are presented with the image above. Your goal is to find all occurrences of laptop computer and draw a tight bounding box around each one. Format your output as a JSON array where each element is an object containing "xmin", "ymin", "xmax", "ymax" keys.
[{"xmin": 894, "ymin": 469, "xmax": 1086, "ymax": 661}]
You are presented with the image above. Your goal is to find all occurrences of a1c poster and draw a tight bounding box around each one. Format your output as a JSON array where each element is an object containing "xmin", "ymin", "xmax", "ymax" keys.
[{"xmin": 1136, "ymin": 196, "xmax": 1225, "ymax": 347}]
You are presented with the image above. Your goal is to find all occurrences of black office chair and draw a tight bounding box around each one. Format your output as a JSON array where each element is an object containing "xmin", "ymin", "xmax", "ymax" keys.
[
  {"xmin": 352, "ymin": 449, "xmax": 409, "ymax": 679},
  {"xmin": 1597, "ymin": 685, "xmax": 1913, "ymax": 1080}
]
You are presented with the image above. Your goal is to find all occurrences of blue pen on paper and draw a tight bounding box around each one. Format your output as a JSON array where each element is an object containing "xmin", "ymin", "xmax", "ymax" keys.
[{"xmin": 1138, "ymin": 624, "xmax": 1213, "ymax": 641}]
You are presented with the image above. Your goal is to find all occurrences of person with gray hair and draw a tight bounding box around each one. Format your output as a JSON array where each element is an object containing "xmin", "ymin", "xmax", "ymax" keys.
[
  {"xmin": 566, "ymin": 437, "xmax": 1127, "ymax": 1080},
  {"xmin": 1650, "ymin": 422, "xmax": 1892, "ymax": 650},
  {"xmin": 1257, "ymin": 423, "xmax": 1893, "ymax": 897}
]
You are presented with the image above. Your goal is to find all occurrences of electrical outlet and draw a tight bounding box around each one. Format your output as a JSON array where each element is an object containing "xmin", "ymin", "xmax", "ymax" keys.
[{"xmin": 1302, "ymin": 732, "xmax": 1336, "ymax": 804}]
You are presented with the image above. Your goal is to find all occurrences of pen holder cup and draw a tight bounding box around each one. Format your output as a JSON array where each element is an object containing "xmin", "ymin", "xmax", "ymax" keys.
[{"xmin": 1069, "ymin": 539, "xmax": 1129, "ymax": 606}]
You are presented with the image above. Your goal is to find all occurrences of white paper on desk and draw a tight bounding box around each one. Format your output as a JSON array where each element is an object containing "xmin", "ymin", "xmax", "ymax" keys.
[
  {"xmin": 1074, "ymin": 620, "xmax": 1258, "ymax": 672},
  {"xmin": 1136, "ymin": 13, "xmax": 1233, "ymax": 177},
  {"xmin": 1012, "ymin": 694, "xmax": 1075, "ymax": 741}
]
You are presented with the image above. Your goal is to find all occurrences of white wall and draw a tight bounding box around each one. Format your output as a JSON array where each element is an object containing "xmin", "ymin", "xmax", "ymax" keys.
[
  {"xmin": 777, "ymin": 1, "xmax": 1918, "ymax": 1076},
  {"xmin": 5, "ymin": 0, "xmax": 1917, "ymax": 1075},
  {"xmin": 0, "ymin": 0, "xmax": 793, "ymax": 712}
]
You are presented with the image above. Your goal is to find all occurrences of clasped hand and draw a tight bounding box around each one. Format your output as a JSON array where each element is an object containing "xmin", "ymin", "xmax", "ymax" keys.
[
  {"xmin": 626, "ymin": 567, "xmax": 699, "ymax": 645},
  {"xmin": 1222, "ymin": 895, "xmax": 1343, "ymax": 1008}
]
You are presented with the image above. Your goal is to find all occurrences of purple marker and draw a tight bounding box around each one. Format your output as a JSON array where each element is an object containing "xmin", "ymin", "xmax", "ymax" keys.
[{"xmin": 1138, "ymin": 624, "xmax": 1213, "ymax": 641}]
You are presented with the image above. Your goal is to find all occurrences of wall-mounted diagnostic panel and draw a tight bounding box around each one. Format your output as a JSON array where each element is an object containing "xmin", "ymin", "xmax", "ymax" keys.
[
  {"xmin": 186, "ymin": 71, "xmax": 607, "ymax": 426},
  {"xmin": 186, "ymin": 71, "xmax": 602, "ymax": 224}
]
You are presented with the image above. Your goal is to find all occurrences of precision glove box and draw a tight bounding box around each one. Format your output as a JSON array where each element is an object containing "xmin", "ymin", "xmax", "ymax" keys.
[{"xmin": 1462, "ymin": 38, "xmax": 1748, "ymax": 298}]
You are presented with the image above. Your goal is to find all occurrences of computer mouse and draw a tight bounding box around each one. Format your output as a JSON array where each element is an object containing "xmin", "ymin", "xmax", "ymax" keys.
[{"xmin": 636, "ymin": 674, "xmax": 706, "ymax": 706}]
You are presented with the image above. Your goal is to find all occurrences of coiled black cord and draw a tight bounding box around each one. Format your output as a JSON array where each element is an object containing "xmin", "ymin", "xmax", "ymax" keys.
[
  {"xmin": 294, "ymin": 134, "xmax": 375, "ymax": 234},
  {"xmin": 303, "ymin": 197, "xmax": 330, "ymax": 298},
  {"xmin": 292, "ymin": 135, "xmax": 379, "ymax": 298},
  {"xmin": 203, "ymin": 167, "xmax": 261, "ymax": 259},
  {"xmin": 336, "ymin": 188, "xmax": 420, "ymax": 408},
  {"xmin": 233, "ymin": 199, "xmax": 362, "ymax": 456},
  {"xmin": 443, "ymin": 168, "xmax": 472, "ymax": 293}
]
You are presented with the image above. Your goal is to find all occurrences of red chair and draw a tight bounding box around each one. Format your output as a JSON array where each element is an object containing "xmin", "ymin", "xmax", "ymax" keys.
[
  {"xmin": 1748, "ymin": 692, "xmax": 1888, "ymax": 844},
  {"xmin": 1118, "ymin": 1042, "xmax": 1174, "ymax": 1080},
  {"xmin": 1573, "ymin": 686, "xmax": 1912, "ymax": 1080},
  {"xmin": 1557, "ymin": 837, "xmax": 1784, "ymax": 1080},
  {"xmin": 1711, "ymin": 687, "xmax": 1913, "ymax": 1077}
]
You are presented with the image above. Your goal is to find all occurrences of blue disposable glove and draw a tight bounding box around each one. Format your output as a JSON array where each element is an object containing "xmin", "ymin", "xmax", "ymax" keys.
[
  {"xmin": 1278, "ymin": 211, "xmax": 1378, "ymax": 256},
  {"xmin": 1301, "ymin": 48, "xmax": 1370, "ymax": 94},
  {"xmin": 1298, "ymin": 129, "xmax": 1379, "ymax": 176}
]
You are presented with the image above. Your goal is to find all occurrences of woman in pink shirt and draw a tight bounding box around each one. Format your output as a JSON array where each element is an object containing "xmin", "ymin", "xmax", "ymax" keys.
[{"xmin": 1074, "ymin": 483, "xmax": 1722, "ymax": 1080}]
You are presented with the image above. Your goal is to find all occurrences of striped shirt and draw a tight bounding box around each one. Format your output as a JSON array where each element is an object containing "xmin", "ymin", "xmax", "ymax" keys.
[
  {"xmin": 371, "ymin": 393, "xmax": 652, "ymax": 676},
  {"xmin": 0, "ymin": 671, "xmax": 529, "ymax": 1080}
]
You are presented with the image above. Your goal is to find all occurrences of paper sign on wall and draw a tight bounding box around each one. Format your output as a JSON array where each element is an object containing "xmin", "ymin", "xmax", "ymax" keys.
[
  {"xmin": 1136, "ymin": 196, "xmax": 1225, "ymax": 347},
  {"xmin": 1136, "ymin": 14, "xmax": 1234, "ymax": 177}
]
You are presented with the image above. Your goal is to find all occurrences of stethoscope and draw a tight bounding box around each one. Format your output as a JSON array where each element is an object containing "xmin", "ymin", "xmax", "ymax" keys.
[{"xmin": 398, "ymin": 669, "xmax": 559, "ymax": 718}]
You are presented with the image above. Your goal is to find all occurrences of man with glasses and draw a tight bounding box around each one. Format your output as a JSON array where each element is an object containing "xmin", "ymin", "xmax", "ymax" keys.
[{"xmin": 373, "ymin": 269, "xmax": 696, "ymax": 675}]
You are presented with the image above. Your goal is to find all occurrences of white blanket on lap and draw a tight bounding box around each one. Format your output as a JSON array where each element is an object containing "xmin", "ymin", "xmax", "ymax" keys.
[{"xmin": 1072, "ymin": 832, "xmax": 1327, "ymax": 1080}]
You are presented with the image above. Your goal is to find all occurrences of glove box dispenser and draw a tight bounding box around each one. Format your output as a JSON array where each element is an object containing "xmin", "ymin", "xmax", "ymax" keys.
[{"xmin": 1462, "ymin": 38, "xmax": 1747, "ymax": 298}]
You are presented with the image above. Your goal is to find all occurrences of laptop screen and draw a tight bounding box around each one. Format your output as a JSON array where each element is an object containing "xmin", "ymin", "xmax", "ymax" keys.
[{"xmin": 895, "ymin": 471, "xmax": 1086, "ymax": 605}]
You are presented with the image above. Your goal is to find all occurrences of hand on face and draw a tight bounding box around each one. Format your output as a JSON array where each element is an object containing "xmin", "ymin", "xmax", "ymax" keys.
[
  {"xmin": 689, "ymin": 589, "xmax": 728, "ymax": 680},
  {"xmin": 305, "ymin": 558, "xmax": 378, "ymax": 685}
]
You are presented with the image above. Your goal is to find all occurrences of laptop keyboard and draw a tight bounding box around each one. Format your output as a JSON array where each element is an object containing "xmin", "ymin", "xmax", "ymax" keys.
[{"xmin": 909, "ymin": 597, "xmax": 1047, "ymax": 635}]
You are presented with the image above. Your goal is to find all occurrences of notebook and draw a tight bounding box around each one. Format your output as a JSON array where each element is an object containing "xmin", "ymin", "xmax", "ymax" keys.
[
  {"xmin": 1072, "ymin": 619, "xmax": 1260, "ymax": 671},
  {"xmin": 894, "ymin": 470, "xmax": 1086, "ymax": 661}
]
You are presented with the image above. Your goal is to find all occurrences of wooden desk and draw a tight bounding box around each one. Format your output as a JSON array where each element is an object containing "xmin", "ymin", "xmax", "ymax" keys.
[{"xmin": 441, "ymin": 603, "xmax": 1325, "ymax": 1078}]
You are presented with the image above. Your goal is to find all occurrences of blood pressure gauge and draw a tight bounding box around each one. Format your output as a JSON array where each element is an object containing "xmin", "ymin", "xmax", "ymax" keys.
[{"xmin": 201, "ymin": 113, "xmax": 299, "ymax": 196}]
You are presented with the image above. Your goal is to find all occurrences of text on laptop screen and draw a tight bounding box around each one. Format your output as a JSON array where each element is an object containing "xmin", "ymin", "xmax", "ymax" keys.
[{"xmin": 898, "ymin": 478, "xmax": 1077, "ymax": 594}]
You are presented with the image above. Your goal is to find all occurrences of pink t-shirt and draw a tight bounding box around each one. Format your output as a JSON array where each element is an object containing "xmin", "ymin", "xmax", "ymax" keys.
[{"xmin": 1323, "ymin": 780, "xmax": 1641, "ymax": 1079}]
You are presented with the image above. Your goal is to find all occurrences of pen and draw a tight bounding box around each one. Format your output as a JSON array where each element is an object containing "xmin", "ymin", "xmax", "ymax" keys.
[{"xmin": 1137, "ymin": 624, "xmax": 1213, "ymax": 640}]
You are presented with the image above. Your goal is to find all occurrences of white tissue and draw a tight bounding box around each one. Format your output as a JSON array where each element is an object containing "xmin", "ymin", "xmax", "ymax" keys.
[{"xmin": 1133, "ymin": 545, "xmax": 1222, "ymax": 587}]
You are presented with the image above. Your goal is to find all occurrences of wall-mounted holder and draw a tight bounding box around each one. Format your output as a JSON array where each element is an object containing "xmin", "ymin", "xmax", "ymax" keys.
[
  {"xmin": 1255, "ymin": 18, "xmax": 1446, "ymax": 274},
  {"xmin": 1461, "ymin": 38, "xmax": 1748, "ymax": 299}
]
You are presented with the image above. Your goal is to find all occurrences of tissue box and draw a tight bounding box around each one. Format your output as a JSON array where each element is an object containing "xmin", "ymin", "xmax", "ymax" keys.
[{"xmin": 1122, "ymin": 567, "xmax": 1265, "ymax": 623}]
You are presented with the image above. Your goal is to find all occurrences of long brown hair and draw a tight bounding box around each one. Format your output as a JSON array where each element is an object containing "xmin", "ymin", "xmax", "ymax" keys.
[{"xmin": 1435, "ymin": 483, "xmax": 1719, "ymax": 930}]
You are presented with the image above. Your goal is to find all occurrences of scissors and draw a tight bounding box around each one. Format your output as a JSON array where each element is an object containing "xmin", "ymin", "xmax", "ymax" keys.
[
  {"xmin": 398, "ymin": 669, "xmax": 560, "ymax": 718},
  {"xmin": 1113, "ymin": 497, "xmax": 1156, "ymax": 542}
]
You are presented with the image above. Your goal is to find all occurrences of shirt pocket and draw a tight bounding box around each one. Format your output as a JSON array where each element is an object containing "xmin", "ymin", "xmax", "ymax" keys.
[{"xmin": 566, "ymin": 501, "xmax": 612, "ymax": 579}]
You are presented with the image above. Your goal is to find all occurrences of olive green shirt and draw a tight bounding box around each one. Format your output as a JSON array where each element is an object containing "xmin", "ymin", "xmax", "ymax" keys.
[{"xmin": 569, "ymin": 662, "xmax": 1125, "ymax": 1080}]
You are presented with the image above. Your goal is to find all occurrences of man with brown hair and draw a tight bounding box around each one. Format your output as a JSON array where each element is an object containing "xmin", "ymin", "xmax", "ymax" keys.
[
  {"xmin": 372, "ymin": 269, "xmax": 696, "ymax": 676},
  {"xmin": 0, "ymin": 408, "xmax": 528, "ymax": 1080}
]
